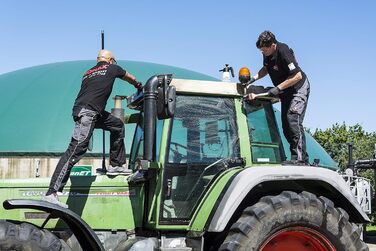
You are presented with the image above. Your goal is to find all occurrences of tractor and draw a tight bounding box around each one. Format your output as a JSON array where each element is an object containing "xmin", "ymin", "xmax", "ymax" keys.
[{"xmin": 0, "ymin": 74, "xmax": 370, "ymax": 251}]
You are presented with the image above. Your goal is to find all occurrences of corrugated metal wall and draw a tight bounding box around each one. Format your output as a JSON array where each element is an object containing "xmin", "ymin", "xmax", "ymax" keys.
[{"xmin": 0, "ymin": 157, "xmax": 104, "ymax": 179}]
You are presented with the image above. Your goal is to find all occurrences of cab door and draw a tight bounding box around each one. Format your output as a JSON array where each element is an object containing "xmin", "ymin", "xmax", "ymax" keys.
[{"xmin": 158, "ymin": 95, "xmax": 240, "ymax": 226}]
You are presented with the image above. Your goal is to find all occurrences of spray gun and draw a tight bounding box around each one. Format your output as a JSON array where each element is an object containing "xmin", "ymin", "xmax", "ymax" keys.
[{"xmin": 219, "ymin": 64, "xmax": 234, "ymax": 82}]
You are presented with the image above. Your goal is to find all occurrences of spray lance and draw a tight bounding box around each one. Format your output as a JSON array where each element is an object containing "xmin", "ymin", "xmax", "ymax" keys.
[{"xmin": 219, "ymin": 64, "xmax": 234, "ymax": 82}]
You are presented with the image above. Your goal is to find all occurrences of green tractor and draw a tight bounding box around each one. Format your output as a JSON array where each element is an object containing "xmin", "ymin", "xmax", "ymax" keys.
[{"xmin": 0, "ymin": 74, "xmax": 370, "ymax": 251}]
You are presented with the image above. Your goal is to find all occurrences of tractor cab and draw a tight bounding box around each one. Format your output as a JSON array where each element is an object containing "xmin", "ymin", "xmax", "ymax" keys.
[{"xmin": 126, "ymin": 75, "xmax": 285, "ymax": 226}]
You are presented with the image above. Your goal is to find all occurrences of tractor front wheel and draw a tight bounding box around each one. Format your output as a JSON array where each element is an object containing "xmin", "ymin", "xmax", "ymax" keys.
[
  {"xmin": 0, "ymin": 220, "xmax": 71, "ymax": 251},
  {"xmin": 219, "ymin": 191, "xmax": 368, "ymax": 251}
]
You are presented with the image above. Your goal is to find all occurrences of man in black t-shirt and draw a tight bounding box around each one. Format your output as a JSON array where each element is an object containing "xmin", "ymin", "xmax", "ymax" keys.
[
  {"xmin": 249, "ymin": 31, "xmax": 310, "ymax": 166},
  {"xmin": 43, "ymin": 50, "xmax": 142, "ymax": 207}
]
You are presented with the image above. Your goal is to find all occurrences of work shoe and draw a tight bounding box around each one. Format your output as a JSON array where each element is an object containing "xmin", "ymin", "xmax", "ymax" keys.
[
  {"xmin": 106, "ymin": 166, "xmax": 132, "ymax": 176},
  {"xmin": 281, "ymin": 160, "xmax": 307, "ymax": 166},
  {"xmin": 42, "ymin": 193, "xmax": 68, "ymax": 208},
  {"xmin": 127, "ymin": 170, "xmax": 148, "ymax": 184}
]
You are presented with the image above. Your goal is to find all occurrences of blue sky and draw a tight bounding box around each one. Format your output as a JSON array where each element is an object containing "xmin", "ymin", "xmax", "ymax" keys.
[{"xmin": 1, "ymin": 1, "xmax": 375, "ymax": 132}]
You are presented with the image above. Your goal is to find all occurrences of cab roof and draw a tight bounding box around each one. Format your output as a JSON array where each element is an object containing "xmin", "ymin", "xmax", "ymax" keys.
[{"xmin": 171, "ymin": 78, "xmax": 243, "ymax": 97}]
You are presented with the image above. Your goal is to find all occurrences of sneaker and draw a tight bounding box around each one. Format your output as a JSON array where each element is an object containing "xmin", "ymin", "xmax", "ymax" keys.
[
  {"xmin": 42, "ymin": 193, "xmax": 68, "ymax": 208},
  {"xmin": 106, "ymin": 166, "xmax": 132, "ymax": 176},
  {"xmin": 127, "ymin": 170, "xmax": 148, "ymax": 184}
]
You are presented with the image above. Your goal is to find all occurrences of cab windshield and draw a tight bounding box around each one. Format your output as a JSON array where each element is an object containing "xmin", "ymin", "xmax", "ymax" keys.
[{"xmin": 161, "ymin": 95, "xmax": 240, "ymax": 223}]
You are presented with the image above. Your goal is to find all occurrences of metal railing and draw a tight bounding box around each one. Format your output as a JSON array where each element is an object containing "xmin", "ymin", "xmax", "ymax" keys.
[{"xmin": 342, "ymin": 174, "xmax": 372, "ymax": 214}]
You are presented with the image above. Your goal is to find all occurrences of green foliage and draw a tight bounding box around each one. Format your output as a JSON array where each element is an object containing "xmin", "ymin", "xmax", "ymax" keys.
[
  {"xmin": 313, "ymin": 123, "xmax": 376, "ymax": 171},
  {"xmin": 313, "ymin": 123, "xmax": 376, "ymax": 224},
  {"xmin": 367, "ymin": 225, "xmax": 376, "ymax": 236},
  {"xmin": 313, "ymin": 123, "xmax": 376, "ymax": 223}
]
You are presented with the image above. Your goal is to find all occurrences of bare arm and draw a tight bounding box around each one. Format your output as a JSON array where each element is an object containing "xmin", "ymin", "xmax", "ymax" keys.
[
  {"xmin": 253, "ymin": 66, "xmax": 268, "ymax": 81},
  {"xmin": 276, "ymin": 71, "xmax": 302, "ymax": 90},
  {"xmin": 122, "ymin": 72, "xmax": 139, "ymax": 86}
]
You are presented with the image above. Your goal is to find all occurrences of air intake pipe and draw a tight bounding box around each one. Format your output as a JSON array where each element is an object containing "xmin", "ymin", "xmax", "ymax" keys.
[
  {"xmin": 142, "ymin": 74, "xmax": 174, "ymax": 162},
  {"xmin": 143, "ymin": 75, "xmax": 159, "ymax": 161}
]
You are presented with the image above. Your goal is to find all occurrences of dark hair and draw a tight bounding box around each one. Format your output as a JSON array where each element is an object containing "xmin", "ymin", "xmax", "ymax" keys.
[{"xmin": 256, "ymin": 31, "xmax": 277, "ymax": 48}]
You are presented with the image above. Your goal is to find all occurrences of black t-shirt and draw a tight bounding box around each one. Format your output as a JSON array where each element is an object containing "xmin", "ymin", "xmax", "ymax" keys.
[
  {"xmin": 263, "ymin": 42, "xmax": 306, "ymax": 96},
  {"xmin": 73, "ymin": 61, "xmax": 127, "ymax": 115}
]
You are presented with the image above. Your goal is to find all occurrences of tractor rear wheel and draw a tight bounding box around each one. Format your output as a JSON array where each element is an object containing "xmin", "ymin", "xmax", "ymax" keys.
[
  {"xmin": 0, "ymin": 220, "xmax": 71, "ymax": 251},
  {"xmin": 219, "ymin": 191, "xmax": 368, "ymax": 251}
]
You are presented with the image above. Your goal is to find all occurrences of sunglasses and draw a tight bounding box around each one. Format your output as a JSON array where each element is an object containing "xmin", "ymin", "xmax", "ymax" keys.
[{"xmin": 110, "ymin": 58, "xmax": 117, "ymax": 65}]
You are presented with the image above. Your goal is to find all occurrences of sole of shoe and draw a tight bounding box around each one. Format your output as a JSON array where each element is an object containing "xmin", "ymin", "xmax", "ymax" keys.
[
  {"xmin": 42, "ymin": 197, "xmax": 68, "ymax": 209},
  {"xmin": 106, "ymin": 171, "xmax": 132, "ymax": 176}
]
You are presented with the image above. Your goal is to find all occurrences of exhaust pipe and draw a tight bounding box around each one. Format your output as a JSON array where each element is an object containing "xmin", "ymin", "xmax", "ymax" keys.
[{"xmin": 143, "ymin": 75, "xmax": 159, "ymax": 161}]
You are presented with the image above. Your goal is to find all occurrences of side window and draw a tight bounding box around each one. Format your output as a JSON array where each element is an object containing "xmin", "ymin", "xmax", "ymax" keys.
[
  {"xmin": 129, "ymin": 114, "xmax": 163, "ymax": 168},
  {"xmin": 129, "ymin": 123, "xmax": 144, "ymax": 169},
  {"xmin": 245, "ymin": 100, "xmax": 284, "ymax": 163}
]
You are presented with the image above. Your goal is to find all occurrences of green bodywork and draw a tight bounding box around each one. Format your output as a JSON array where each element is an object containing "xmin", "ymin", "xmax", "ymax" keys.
[{"xmin": 0, "ymin": 176, "xmax": 144, "ymax": 230}]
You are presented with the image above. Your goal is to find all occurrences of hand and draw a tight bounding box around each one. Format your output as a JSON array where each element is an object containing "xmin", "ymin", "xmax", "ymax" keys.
[
  {"xmin": 249, "ymin": 77, "xmax": 256, "ymax": 84},
  {"xmin": 135, "ymin": 81, "xmax": 143, "ymax": 90},
  {"xmin": 246, "ymin": 93, "xmax": 257, "ymax": 101},
  {"xmin": 267, "ymin": 86, "xmax": 280, "ymax": 97}
]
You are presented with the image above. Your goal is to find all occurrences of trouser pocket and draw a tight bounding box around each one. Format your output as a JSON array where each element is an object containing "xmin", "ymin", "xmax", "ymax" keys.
[
  {"xmin": 289, "ymin": 96, "xmax": 306, "ymax": 115},
  {"xmin": 72, "ymin": 108, "xmax": 97, "ymax": 142}
]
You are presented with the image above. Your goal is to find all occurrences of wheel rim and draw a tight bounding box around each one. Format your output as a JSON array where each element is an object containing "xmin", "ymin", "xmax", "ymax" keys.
[{"xmin": 260, "ymin": 226, "xmax": 336, "ymax": 251}]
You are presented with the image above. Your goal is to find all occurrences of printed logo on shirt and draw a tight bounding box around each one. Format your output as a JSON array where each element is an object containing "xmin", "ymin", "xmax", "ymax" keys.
[
  {"xmin": 83, "ymin": 65, "xmax": 109, "ymax": 80},
  {"xmin": 273, "ymin": 65, "xmax": 279, "ymax": 71},
  {"xmin": 288, "ymin": 63, "xmax": 296, "ymax": 71}
]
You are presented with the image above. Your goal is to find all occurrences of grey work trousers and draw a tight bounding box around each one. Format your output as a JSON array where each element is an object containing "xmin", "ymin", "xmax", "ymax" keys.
[
  {"xmin": 47, "ymin": 108, "xmax": 125, "ymax": 195},
  {"xmin": 281, "ymin": 78, "xmax": 310, "ymax": 163}
]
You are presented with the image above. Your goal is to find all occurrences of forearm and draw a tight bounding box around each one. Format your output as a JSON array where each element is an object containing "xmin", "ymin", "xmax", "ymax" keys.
[
  {"xmin": 277, "ymin": 71, "xmax": 302, "ymax": 90},
  {"xmin": 254, "ymin": 67, "xmax": 268, "ymax": 81},
  {"xmin": 122, "ymin": 72, "xmax": 138, "ymax": 86}
]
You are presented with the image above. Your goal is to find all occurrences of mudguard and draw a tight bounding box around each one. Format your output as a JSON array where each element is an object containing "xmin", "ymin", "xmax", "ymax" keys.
[
  {"xmin": 3, "ymin": 199, "xmax": 104, "ymax": 251},
  {"xmin": 207, "ymin": 166, "xmax": 370, "ymax": 232}
]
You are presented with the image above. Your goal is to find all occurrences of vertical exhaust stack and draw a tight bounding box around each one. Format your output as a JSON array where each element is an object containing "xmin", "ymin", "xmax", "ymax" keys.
[
  {"xmin": 142, "ymin": 74, "xmax": 174, "ymax": 162},
  {"xmin": 143, "ymin": 75, "xmax": 159, "ymax": 161},
  {"xmin": 127, "ymin": 75, "xmax": 163, "ymax": 184}
]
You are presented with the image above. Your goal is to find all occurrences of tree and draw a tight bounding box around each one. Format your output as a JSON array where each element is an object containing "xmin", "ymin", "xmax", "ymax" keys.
[
  {"xmin": 312, "ymin": 122, "xmax": 376, "ymax": 208},
  {"xmin": 313, "ymin": 123, "xmax": 376, "ymax": 171},
  {"xmin": 313, "ymin": 123, "xmax": 376, "ymax": 223}
]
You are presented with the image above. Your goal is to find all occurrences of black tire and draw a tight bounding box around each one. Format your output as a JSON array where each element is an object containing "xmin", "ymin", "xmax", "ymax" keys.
[
  {"xmin": 0, "ymin": 220, "xmax": 71, "ymax": 251},
  {"xmin": 219, "ymin": 191, "xmax": 368, "ymax": 251}
]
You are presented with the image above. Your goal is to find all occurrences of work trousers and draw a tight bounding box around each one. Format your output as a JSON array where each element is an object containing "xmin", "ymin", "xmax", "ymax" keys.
[
  {"xmin": 47, "ymin": 108, "xmax": 125, "ymax": 194},
  {"xmin": 280, "ymin": 78, "xmax": 310, "ymax": 163}
]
